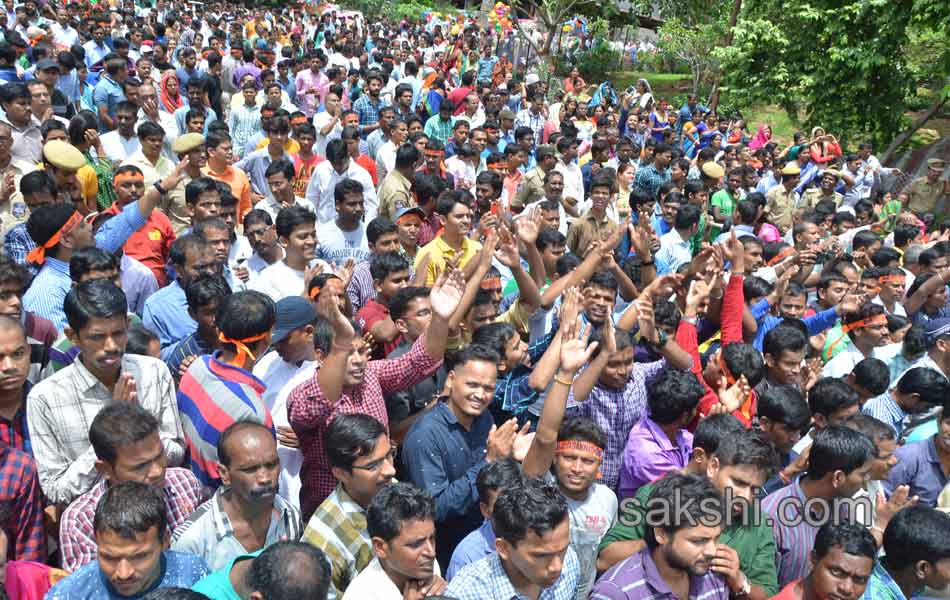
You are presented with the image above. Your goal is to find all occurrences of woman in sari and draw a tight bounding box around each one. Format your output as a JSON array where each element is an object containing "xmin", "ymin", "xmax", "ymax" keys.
[
  {"xmin": 159, "ymin": 71, "xmax": 185, "ymax": 114},
  {"xmin": 629, "ymin": 78, "xmax": 654, "ymax": 115},
  {"xmin": 67, "ymin": 111, "xmax": 116, "ymax": 211},
  {"xmin": 563, "ymin": 67, "xmax": 587, "ymax": 94},
  {"xmin": 809, "ymin": 126, "xmax": 842, "ymax": 164},
  {"xmin": 748, "ymin": 124, "xmax": 772, "ymax": 151},
  {"xmin": 649, "ymin": 99, "xmax": 671, "ymax": 142},
  {"xmin": 681, "ymin": 110, "xmax": 705, "ymax": 158}
]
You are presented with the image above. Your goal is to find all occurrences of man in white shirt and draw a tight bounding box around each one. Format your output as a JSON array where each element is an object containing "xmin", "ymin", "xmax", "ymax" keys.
[
  {"xmin": 305, "ymin": 137, "xmax": 378, "ymax": 224},
  {"xmin": 375, "ymin": 117, "xmax": 408, "ymax": 185},
  {"xmin": 553, "ymin": 137, "xmax": 583, "ymax": 214},
  {"xmin": 251, "ymin": 205, "xmax": 330, "ymax": 302},
  {"xmin": 313, "ymin": 89, "xmax": 343, "ymax": 158},
  {"xmin": 99, "ymin": 101, "xmax": 141, "ymax": 165},
  {"xmin": 315, "ymin": 178, "xmax": 371, "ymax": 267},
  {"xmin": 50, "ymin": 11, "xmax": 80, "ymax": 49},
  {"xmin": 342, "ymin": 482, "xmax": 446, "ymax": 600}
]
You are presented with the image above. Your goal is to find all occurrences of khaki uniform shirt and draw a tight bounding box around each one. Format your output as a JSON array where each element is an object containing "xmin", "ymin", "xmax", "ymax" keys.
[
  {"xmin": 0, "ymin": 159, "xmax": 37, "ymax": 236},
  {"xmin": 800, "ymin": 188, "xmax": 843, "ymax": 210},
  {"xmin": 566, "ymin": 210, "xmax": 619, "ymax": 258},
  {"xmin": 513, "ymin": 165, "xmax": 546, "ymax": 211},
  {"xmin": 765, "ymin": 184, "xmax": 799, "ymax": 231},
  {"xmin": 907, "ymin": 176, "xmax": 945, "ymax": 215},
  {"xmin": 377, "ymin": 169, "xmax": 414, "ymax": 222}
]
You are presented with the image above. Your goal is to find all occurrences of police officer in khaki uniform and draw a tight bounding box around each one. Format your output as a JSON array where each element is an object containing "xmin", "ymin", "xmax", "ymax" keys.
[
  {"xmin": 765, "ymin": 163, "xmax": 801, "ymax": 231},
  {"xmin": 513, "ymin": 144, "xmax": 556, "ymax": 211},
  {"xmin": 905, "ymin": 158, "xmax": 947, "ymax": 219}
]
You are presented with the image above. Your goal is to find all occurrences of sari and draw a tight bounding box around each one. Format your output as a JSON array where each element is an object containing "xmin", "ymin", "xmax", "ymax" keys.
[
  {"xmin": 83, "ymin": 150, "xmax": 117, "ymax": 210},
  {"xmin": 159, "ymin": 71, "xmax": 185, "ymax": 114},
  {"xmin": 748, "ymin": 124, "xmax": 772, "ymax": 151}
]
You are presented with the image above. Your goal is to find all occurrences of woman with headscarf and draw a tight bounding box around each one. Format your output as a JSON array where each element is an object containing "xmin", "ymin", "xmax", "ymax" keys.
[
  {"xmin": 809, "ymin": 126, "xmax": 842, "ymax": 164},
  {"xmin": 748, "ymin": 124, "xmax": 772, "ymax": 151},
  {"xmin": 159, "ymin": 71, "xmax": 185, "ymax": 114},
  {"xmin": 629, "ymin": 78, "xmax": 654, "ymax": 114}
]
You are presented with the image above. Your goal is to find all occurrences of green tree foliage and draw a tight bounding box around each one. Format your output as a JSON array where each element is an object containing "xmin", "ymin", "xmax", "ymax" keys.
[
  {"xmin": 655, "ymin": 17, "xmax": 722, "ymax": 96},
  {"xmin": 714, "ymin": 0, "xmax": 949, "ymax": 148}
]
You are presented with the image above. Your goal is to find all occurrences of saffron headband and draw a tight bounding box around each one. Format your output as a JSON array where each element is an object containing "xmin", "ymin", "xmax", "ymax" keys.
[
  {"xmin": 841, "ymin": 314, "xmax": 888, "ymax": 334},
  {"xmin": 556, "ymin": 440, "xmax": 604, "ymax": 460},
  {"xmin": 26, "ymin": 211, "xmax": 82, "ymax": 265},
  {"xmin": 480, "ymin": 277, "xmax": 502, "ymax": 290},
  {"xmin": 113, "ymin": 172, "xmax": 145, "ymax": 186},
  {"xmin": 878, "ymin": 275, "xmax": 905, "ymax": 285},
  {"xmin": 218, "ymin": 331, "xmax": 269, "ymax": 368},
  {"xmin": 767, "ymin": 247, "xmax": 796, "ymax": 267}
]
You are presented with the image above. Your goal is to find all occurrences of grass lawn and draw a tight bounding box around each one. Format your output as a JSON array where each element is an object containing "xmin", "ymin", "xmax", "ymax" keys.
[{"xmin": 740, "ymin": 105, "xmax": 798, "ymax": 144}]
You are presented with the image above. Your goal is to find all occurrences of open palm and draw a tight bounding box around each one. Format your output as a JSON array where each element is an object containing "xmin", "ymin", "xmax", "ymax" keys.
[{"xmin": 430, "ymin": 268, "xmax": 466, "ymax": 320}]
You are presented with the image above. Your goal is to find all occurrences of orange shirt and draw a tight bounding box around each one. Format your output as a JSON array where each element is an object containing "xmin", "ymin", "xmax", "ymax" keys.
[
  {"xmin": 104, "ymin": 203, "xmax": 176, "ymax": 286},
  {"xmin": 202, "ymin": 163, "xmax": 253, "ymax": 220}
]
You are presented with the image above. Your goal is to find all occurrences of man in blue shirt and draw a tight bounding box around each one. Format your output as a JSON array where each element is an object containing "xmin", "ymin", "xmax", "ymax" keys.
[
  {"xmin": 93, "ymin": 56, "xmax": 127, "ymax": 132},
  {"xmin": 885, "ymin": 401, "xmax": 950, "ymax": 507},
  {"xmin": 676, "ymin": 94, "xmax": 708, "ymax": 140},
  {"xmin": 402, "ymin": 344, "xmax": 528, "ymax": 569},
  {"xmin": 47, "ymin": 481, "xmax": 209, "ymax": 599}
]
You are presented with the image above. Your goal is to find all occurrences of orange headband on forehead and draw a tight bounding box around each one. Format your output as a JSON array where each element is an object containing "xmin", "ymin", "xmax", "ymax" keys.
[
  {"xmin": 397, "ymin": 213, "xmax": 422, "ymax": 225},
  {"xmin": 26, "ymin": 211, "xmax": 82, "ymax": 265},
  {"xmin": 767, "ymin": 247, "xmax": 796, "ymax": 267},
  {"xmin": 308, "ymin": 285, "xmax": 322, "ymax": 300},
  {"xmin": 878, "ymin": 275, "xmax": 906, "ymax": 285},
  {"xmin": 218, "ymin": 331, "xmax": 269, "ymax": 369},
  {"xmin": 841, "ymin": 313, "xmax": 888, "ymax": 334},
  {"xmin": 425, "ymin": 149, "xmax": 445, "ymax": 158},
  {"xmin": 291, "ymin": 115, "xmax": 308, "ymax": 126},
  {"xmin": 556, "ymin": 440, "xmax": 604, "ymax": 460},
  {"xmin": 114, "ymin": 171, "xmax": 145, "ymax": 186},
  {"xmin": 487, "ymin": 162, "xmax": 505, "ymax": 170},
  {"xmin": 480, "ymin": 277, "xmax": 501, "ymax": 290}
]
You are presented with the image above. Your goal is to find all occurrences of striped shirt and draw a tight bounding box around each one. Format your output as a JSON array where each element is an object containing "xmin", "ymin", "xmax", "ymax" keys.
[
  {"xmin": 446, "ymin": 549, "xmax": 581, "ymax": 600},
  {"xmin": 0, "ymin": 446, "xmax": 46, "ymax": 562},
  {"xmin": 301, "ymin": 484, "xmax": 373, "ymax": 600},
  {"xmin": 860, "ymin": 561, "xmax": 904, "ymax": 600},
  {"xmin": 590, "ymin": 547, "xmax": 729, "ymax": 600},
  {"xmin": 177, "ymin": 352, "xmax": 274, "ymax": 488},
  {"xmin": 862, "ymin": 394, "xmax": 908, "ymax": 437}
]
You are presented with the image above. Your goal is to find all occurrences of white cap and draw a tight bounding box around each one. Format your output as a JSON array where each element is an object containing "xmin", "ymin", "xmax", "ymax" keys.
[{"xmin": 525, "ymin": 73, "xmax": 540, "ymax": 85}]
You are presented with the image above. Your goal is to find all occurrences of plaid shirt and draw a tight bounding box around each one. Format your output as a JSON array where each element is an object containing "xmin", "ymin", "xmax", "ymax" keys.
[
  {"xmin": 0, "ymin": 446, "xmax": 46, "ymax": 562},
  {"xmin": 59, "ymin": 468, "xmax": 207, "ymax": 572},
  {"xmin": 26, "ymin": 354, "xmax": 185, "ymax": 505},
  {"xmin": 446, "ymin": 548, "xmax": 580, "ymax": 600},
  {"xmin": 0, "ymin": 400, "xmax": 30, "ymax": 454},
  {"xmin": 566, "ymin": 358, "xmax": 666, "ymax": 491},
  {"xmin": 345, "ymin": 260, "xmax": 377, "ymax": 314},
  {"xmin": 514, "ymin": 108, "xmax": 546, "ymax": 145},
  {"xmin": 288, "ymin": 335, "xmax": 441, "ymax": 519},
  {"xmin": 301, "ymin": 484, "xmax": 373, "ymax": 600},
  {"xmin": 633, "ymin": 164, "xmax": 671, "ymax": 201},
  {"xmin": 353, "ymin": 94, "xmax": 384, "ymax": 139},
  {"xmin": 3, "ymin": 223, "xmax": 36, "ymax": 276}
]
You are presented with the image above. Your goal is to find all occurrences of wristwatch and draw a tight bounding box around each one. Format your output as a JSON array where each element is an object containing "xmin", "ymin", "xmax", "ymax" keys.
[
  {"xmin": 734, "ymin": 573, "xmax": 751, "ymax": 597},
  {"xmin": 646, "ymin": 330, "xmax": 668, "ymax": 348},
  {"xmin": 153, "ymin": 181, "xmax": 167, "ymax": 196}
]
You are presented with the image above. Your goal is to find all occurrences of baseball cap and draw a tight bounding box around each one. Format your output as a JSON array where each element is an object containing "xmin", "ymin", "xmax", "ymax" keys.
[{"xmin": 271, "ymin": 296, "xmax": 318, "ymax": 345}]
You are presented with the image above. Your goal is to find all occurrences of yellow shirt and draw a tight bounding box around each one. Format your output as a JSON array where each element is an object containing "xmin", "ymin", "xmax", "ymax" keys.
[
  {"xmin": 448, "ymin": 299, "xmax": 534, "ymax": 351},
  {"xmin": 414, "ymin": 235, "xmax": 482, "ymax": 286},
  {"xmin": 255, "ymin": 137, "xmax": 301, "ymax": 155}
]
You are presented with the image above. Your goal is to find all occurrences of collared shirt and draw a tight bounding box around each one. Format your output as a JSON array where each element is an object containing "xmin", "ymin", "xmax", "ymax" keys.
[
  {"xmin": 226, "ymin": 103, "xmax": 262, "ymax": 159},
  {"xmin": 236, "ymin": 148, "xmax": 291, "ymax": 198},
  {"xmin": 26, "ymin": 353, "xmax": 184, "ymax": 506},
  {"xmin": 514, "ymin": 166, "xmax": 547, "ymax": 210},
  {"xmin": 288, "ymin": 334, "xmax": 441, "ymax": 519},
  {"xmin": 590, "ymin": 546, "xmax": 729, "ymax": 600},
  {"xmin": 555, "ymin": 158, "xmax": 584, "ymax": 205},
  {"xmin": 295, "ymin": 68, "xmax": 328, "ymax": 117},
  {"xmin": 177, "ymin": 352, "xmax": 274, "ymax": 488},
  {"xmin": 121, "ymin": 149, "xmax": 175, "ymax": 190},
  {"xmin": 121, "ymin": 253, "xmax": 160, "ymax": 316},
  {"xmin": 566, "ymin": 359, "xmax": 666, "ymax": 490},
  {"xmin": 305, "ymin": 159, "xmax": 379, "ymax": 224},
  {"xmin": 302, "ymin": 483, "xmax": 373, "ymax": 600},
  {"xmin": 424, "ymin": 115, "xmax": 456, "ymax": 145},
  {"xmin": 599, "ymin": 480, "xmax": 779, "ymax": 597},
  {"xmin": 656, "ymin": 228, "xmax": 693, "ymax": 275},
  {"xmin": 515, "ymin": 108, "xmax": 546, "ymax": 144},
  {"xmin": 81, "ymin": 40, "xmax": 110, "ymax": 68},
  {"xmin": 0, "ymin": 158, "xmax": 37, "ymax": 236},
  {"xmin": 92, "ymin": 75, "xmax": 126, "ymax": 131},
  {"xmin": 0, "ymin": 446, "xmax": 46, "ymax": 562},
  {"xmin": 192, "ymin": 550, "xmax": 261, "ymax": 600},
  {"xmin": 884, "ymin": 435, "xmax": 949, "ymax": 507},
  {"xmin": 633, "ymin": 164, "xmax": 671, "ymax": 201},
  {"xmin": 203, "ymin": 162, "xmax": 253, "ymax": 219},
  {"xmin": 166, "ymin": 332, "xmax": 213, "ymax": 382},
  {"xmin": 414, "ymin": 235, "xmax": 483, "ymax": 287},
  {"xmin": 907, "ymin": 176, "xmax": 944, "ymax": 215},
  {"xmin": 0, "ymin": 399, "xmax": 30, "ymax": 453},
  {"xmin": 3, "ymin": 117, "xmax": 42, "ymax": 164},
  {"xmin": 447, "ymin": 519, "xmax": 496, "ymax": 581},
  {"xmin": 765, "ymin": 184, "xmax": 800, "ymax": 231},
  {"xmin": 353, "ymin": 93, "xmax": 385, "ymax": 139},
  {"xmin": 173, "ymin": 105, "xmax": 218, "ymax": 135},
  {"xmin": 143, "ymin": 280, "xmax": 197, "ymax": 358},
  {"xmin": 171, "ymin": 485, "xmax": 301, "ymax": 571},
  {"xmin": 46, "ymin": 551, "xmax": 209, "ymax": 599},
  {"xmin": 860, "ymin": 561, "xmax": 907, "ymax": 600},
  {"xmin": 342, "ymin": 556, "xmax": 443, "ymax": 600},
  {"xmin": 618, "ymin": 417, "xmax": 693, "ymax": 499},
  {"xmin": 3, "ymin": 223, "xmax": 36, "ymax": 275},
  {"xmin": 402, "ymin": 401, "xmax": 493, "ymax": 568},
  {"xmin": 762, "ymin": 477, "xmax": 852, "ymax": 588},
  {"xmin": 862, "ymin": 394, "xmax": 908, "ymax": 437},
  {"xmin": 60, "ymin": 468, "xmax": 206, "ymax": 572},
  {"xmin": 446, "ymin": 548, "xmax": 580, "ymax": 600},
  {"xmin": 378, "ymin": 169, "xmax": 415, "ymax": 224},
  {"xmin": 99, "ymin": 130, "xmax": 141, "ymax": 164},
  {"xmin": 104, "ymin": 201, "xmax": 176, "ymax": 286}
]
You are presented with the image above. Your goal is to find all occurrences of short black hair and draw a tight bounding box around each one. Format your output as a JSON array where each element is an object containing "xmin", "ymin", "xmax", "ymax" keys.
[
  {"xmin": 185, "ymin": 177, "xmax": 220, "ymax": 205},
  {"xmin": 808, "ymin": 377, "xmax": 861, "ymax": 417},
  {"xmin": 126, "ymin": 324, "xmax": 157, "ymax": 357},
  {"xmin": 169, "ymin": 234, "xmax": 208, "ymax": 269},
  {"xmin": 216, "ymin": 290, "xmax": 276, "ymax": 344},
  {"xmin": 813, "ymin": 522, "xmax": 876, "ymax": 562},
  {"xmin": 366, "ymin": 217, "xmax": 397, "ymax": 245},
  {"xmin": 763, "ymin": 324, "xmax": 808, "ymax": 358},
  {"xmin": 492, "ymin": 478, "xmax": 568, "ymax": 547},
  {"xmin": 185, "ymin": 274, "xmax": 230, "ymax": 311},
  {"xmin": 366, "ymin": 482, "xmax": 435, "ymax": 542},
  {"xmin": 805, "ymin": 425, "xmax": 875, "ymax": 480},
  {"xmin": 647, "ymin": 369, "xmax": 705, "ymax": 425},
  {"xmin": 643, "ymin": 472, "xmax": 724, "ymax": 549},
  {"xmin": 69, "ymin": 246, "xmax": 118, "ymax": 283},
  {"xmin": 841, "ymin": 413, "xmax": 896, "ymax": 445},
  {"xmin": 64, "ymin": 279, "xmax": 128, "ymax": 333},
  {"xmin": 693, "ymin": 413, "xmax": 746, "ymax": 455},
  {"xmin": 712, "ymin": 429, "xmax": 778, "ymax": 477},
  {"xmin": 275, "ymin": 205, "xmax": 316, "ymax": 239},
  {"xmin": 757, "ymin": 386, "xmax": 811, "ymax": 431},
  {"xmin": 245, "ymin": 541, "xmax": 330, "ymax": 600},
  {"xmin": 94, "ymin": 481, "xmax": 167, "ymax": 542},
  {"xmin": 851, "ymin": 357, "xmax": 890, "ymax": 396},
  {"xmin": 476, "ymin": 458, "xmax": 523, "ymax": 505},
  {"xmin": 896, "ymin": 367, "xmax": 950, "ymax": 409},
  {"xmin": 325, "ymin": 413, "xmax": 386, "ymax": 471},
  {"xmin": 883, "ymin": 505, "xmax": 950, "ymax": 570},
  {"xmin": 388, "ymin": 286, "xmax": 430, "ymax": 321},
  {"xmin": 557, "ymin": 417, "xmax": 606, "ymax": 447},
  {"xmin": 89, "ymin": 403, "xmax": 160, "ymax": 465},
  {"xmin": 0, "ymin": 256, "xmax": 29, "ymax": 293},
  {"xmin": 721, "ymin": 343, "xmax": 765, "ymax": 387}
]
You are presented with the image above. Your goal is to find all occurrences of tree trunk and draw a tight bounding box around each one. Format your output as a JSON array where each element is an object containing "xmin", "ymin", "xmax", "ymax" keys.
[
  {"xmin": 708, "ymin": 0, "xmax": 743, "ymax": 111},
  {"xmin": 479, "ymin": 0, "xmax": 494, "ymax": 29},
  {"xmin": 881, "ymin": 94, "xmax": 949, "ymax": 164},
  {"xmin": 543, "ymin": 26, "xmax": 556, "ymax": 54}
]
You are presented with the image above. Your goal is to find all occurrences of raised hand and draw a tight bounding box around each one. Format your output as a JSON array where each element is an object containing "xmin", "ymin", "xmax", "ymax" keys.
[
  {"xmin": 113, "ymin": 373, "xmax": 137, "ymax": 403},
  {"xmin": 686, "ymin": 279, "xmax": 711, "ymax": 315},
  {"xmin": 875, "ymin": 485, "xmax": 918, "ymax": 528},
  {"xmin": 717, "ymin": 373, "xmax": 750, "ymax": 412},
  {"xmin": 560, "ymin": 318, "xmax": 598, "ymax": 373},
  {"xmin": 636, "ymin": 298, "xmax": 659, "ymax": 344},
  {"xmin": 494, "ymin": 224, "xmax": 521, "ymax": 268},
  {"xmin": 511, "ymin": 421, "xmax": 534, "ymax": 461},
  {"xmin": 334, "ymin": 258, "xmax": 356, "ymax": 289},
  {"xmin": 837, "ymin": 292, "xmax": 864, "ymax": 315},
  {"xmin": 486, "ymin": 418, "xmax": 518, "ymax": 462},
  {"xmin": 558, "ymin": 286, "xmax": 582, "ymax": 327},
  {"xmin": 516, "ymin": 206, "xmax": 542, "ymax": 245},
  {"xmin": 429, "ymin": 267, "xmax": 466, "ymax": 321},
  {"xmin": 316, "ymin": 288, "xmax": 355, "ymax": 340}
]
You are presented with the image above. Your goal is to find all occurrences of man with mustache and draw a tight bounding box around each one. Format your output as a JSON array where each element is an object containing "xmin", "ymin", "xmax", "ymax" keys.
[
  {"xmin": 172, "ymin": 421, "xmax": 301, "ymax": 571},
  {"xmin": 769, "ymin": 523, "xmax": 875, "ymax": 600},
  {"xmin": 591, "ymin": 473, "xmax": 729, "ymax": 600}
]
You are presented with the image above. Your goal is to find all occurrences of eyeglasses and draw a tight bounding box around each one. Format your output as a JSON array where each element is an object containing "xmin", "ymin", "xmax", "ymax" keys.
[{"xmin": 351, "ymin": 447, "xmax": 398, "ymax": 472}]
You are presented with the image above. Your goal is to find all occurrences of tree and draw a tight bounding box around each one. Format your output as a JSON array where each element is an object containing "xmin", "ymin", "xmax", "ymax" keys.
[
  {"xmin": 715, "ymin": 0, "xmax": 949, "ymax": 150},
  {"xmin": 655, "ymin": 17, "xmax": 721, "ymax": 96}
]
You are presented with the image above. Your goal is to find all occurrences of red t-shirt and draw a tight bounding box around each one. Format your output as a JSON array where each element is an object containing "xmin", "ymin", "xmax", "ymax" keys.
[
  {"xmin": 357, "ymin": 298, "xmax": 401, "ymax": 359},
  {"xmin": 105, "ymin": 203, "xmax": 176, "ymax": 286}
]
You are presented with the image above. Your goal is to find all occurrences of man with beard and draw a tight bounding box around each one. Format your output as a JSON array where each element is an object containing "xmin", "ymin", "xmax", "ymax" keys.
[
  {"xmin": 59, "ymin": 403, "xmax": 206, "ymax": 572},
  {"xmin": 769, "ymin": 523, "xmax": 875, "ymax": 600},
  {"xmin": 591, "ymin": 473, "xmax": 728, "ymax": 600},
  {"xmin": 597, "ymin": 430, "xmax": 779, "ymax": 600},
  {"xmin": 242, "ymin": 209, "xmax": 283, "ymax": 278},
  {"xmin": 172, "ymin": 421, "xmax": 301, "ymax": 571},
  {"xmin": 342, "ymin": 482, "xmax": 446, "ymax": 599}
]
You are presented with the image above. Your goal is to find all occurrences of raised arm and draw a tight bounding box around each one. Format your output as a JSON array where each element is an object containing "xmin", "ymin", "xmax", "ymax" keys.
[
  {"xmin": 515, "ymin": 208, "xmax": 548, "ymax": 290},
  {"xmin": 495, "ymin": 224, "xmax": 542, "ymax": 312},
  {"xmin": 423, "ymin": 267, "xmax": 466, "ymax": 360},
  {"xmin": 314, "ymin": 292, "xmax": 357, "ymax": 408}
]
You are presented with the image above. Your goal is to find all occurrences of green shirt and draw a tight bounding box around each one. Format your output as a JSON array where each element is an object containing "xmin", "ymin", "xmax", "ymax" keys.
[
  {"xmin": 597, "ymin": 482, "xmax": 779, "ymax": 596},
  {"xmin": 191, "ymin": 550, "xmax": 262, "ymax": 600},
  {"xmin": 710, "ymin": 189, "xmax": 737, "ymax": 240}
]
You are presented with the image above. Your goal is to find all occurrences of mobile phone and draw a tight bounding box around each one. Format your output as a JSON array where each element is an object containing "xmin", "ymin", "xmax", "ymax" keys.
[{"xmin": 490, "ymin": 200, "xmax": 498, "ymax": 216}]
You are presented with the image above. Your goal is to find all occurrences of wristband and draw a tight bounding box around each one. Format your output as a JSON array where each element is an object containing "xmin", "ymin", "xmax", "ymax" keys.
[
  {"xmin": 640, "ymin": 259, "xmax": 654, "ymax": 266},
  {"xmin": 153, "ymin": 181, "xmax": 167, "ymax": 196},
  {"xmin": 554, "ymin": 376, "xmax": 573, "ymax": 387}
]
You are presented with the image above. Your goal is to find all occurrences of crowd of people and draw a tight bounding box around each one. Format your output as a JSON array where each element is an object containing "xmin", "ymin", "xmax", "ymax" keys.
[{"xmin": 0, "ymin": 0, "xmax": 948, "ymax": 599}]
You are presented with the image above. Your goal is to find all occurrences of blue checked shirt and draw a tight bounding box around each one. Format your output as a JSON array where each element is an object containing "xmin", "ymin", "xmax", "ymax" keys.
[
  {"xmin": 22, "ymin": 201, "xmax": 147, "ymax": 331},
  {"xmin": 446, "ymin": 548, "xmax": 580, "ymax": 600},
  {"xmin": 494, "ymin": 328, "xmax": 556, "ymax": 418},
  {"xmin": 4, "ymin": 223, "xmax": 37, "ymax": 276},
  {"xmin": 353, "ymin": 94, "xmax": 385, "ymax": 140},
  {"xmin": 633, "ymin": 164, "xmax": 671, "ymax": 201},
  {"xmin": 862, "ymin": 393, "xmax": 908, "ymax": 437}
]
